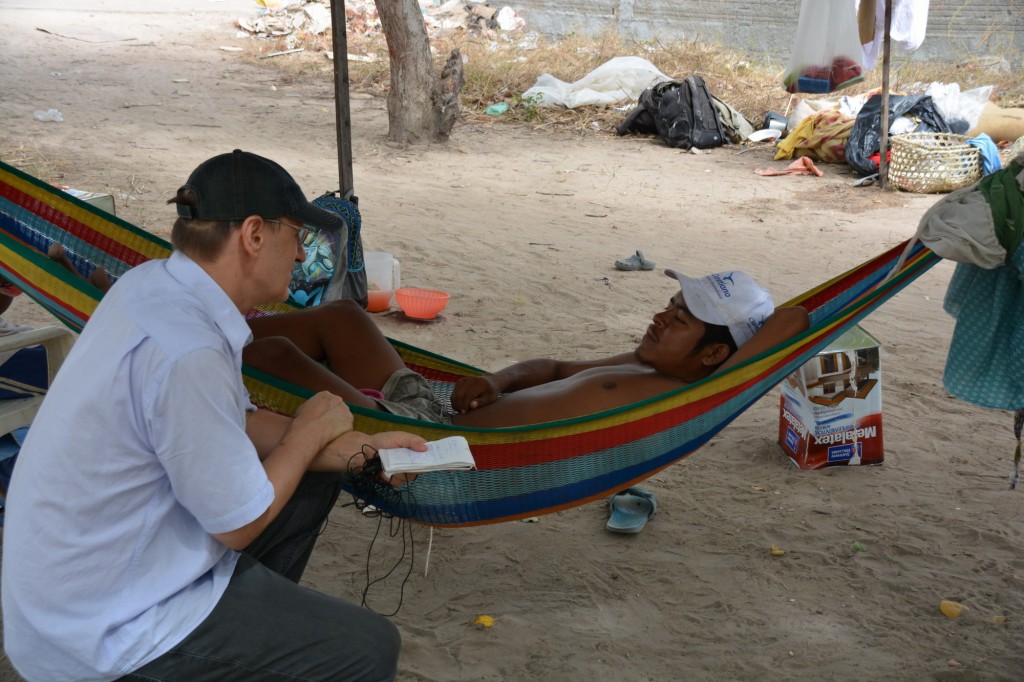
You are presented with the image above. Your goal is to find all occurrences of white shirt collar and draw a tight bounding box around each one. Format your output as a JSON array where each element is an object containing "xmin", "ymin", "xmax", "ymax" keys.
[{"xmin": 165, "ymin": 250, "xmax": 253, "ymax": 353}]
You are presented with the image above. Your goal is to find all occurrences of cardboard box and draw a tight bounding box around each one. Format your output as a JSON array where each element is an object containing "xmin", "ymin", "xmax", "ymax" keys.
[
  {"xmin": 778, "ymin": 324, "xmax": 884, "ymax": 469},
  {"xmin": 61, "ymin": 188, "xmax": 115, "ymax": 216}
]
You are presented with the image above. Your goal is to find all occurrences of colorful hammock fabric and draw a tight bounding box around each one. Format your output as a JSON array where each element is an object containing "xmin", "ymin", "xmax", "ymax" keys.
[{"xmin": 0, "ymin": 159, "xmax": 941, "ymax": 527}]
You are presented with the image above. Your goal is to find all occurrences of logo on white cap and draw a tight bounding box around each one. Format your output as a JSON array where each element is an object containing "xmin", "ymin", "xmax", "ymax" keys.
[{"xmin": 664, "ymin": 269, "xmax": 775, "ymax": 347}]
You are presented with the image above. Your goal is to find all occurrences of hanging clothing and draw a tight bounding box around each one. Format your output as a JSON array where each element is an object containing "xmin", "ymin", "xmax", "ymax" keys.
[
  {"xmin": 891, "ymin": 0, "xmax": 930, "ymax": 51},
  {"xmin": 979, "ymin": 158, "xmax": 1024, "ymax": 257},
  {"xmin": 942, "ymin": 161, "xmax": 1024, "ymax": 411},
  {"xmin": 943, "ymin": 244, "xmax": 1024, "ymax": 410},
  {"xmin": 857, "ymin": 0, "xmax": 931, "ymax": 71}
]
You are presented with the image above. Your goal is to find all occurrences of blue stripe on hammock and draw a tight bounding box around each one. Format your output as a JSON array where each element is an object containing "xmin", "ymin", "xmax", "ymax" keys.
[{"xmin": 0, "ymin": 195, "xmax": 127, "ymax": 283}]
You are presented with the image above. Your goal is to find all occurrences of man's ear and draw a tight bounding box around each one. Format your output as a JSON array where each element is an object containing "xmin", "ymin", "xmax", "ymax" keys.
[
  {"xmin": 238, "ymin": 215, "xmax": 266, "ymax": 257},
  {"xmin": 700, "ymin": 342, "xmax": 732, "ymax": 367}
]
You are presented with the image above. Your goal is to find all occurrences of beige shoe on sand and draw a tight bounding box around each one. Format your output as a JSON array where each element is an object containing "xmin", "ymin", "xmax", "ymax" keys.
[{"xmin": 614, "ymin": 250, "xmax": 656, "ymax": 271}]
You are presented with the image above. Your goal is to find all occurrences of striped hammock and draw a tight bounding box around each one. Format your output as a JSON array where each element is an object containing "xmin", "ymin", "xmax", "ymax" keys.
[{"xmin": 0, "ymin": 159, "xmax": 941, "ymax": 527}]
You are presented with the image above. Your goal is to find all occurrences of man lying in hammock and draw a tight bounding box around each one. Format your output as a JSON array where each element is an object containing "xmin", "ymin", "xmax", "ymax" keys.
[
  {"xmin": 50, "ymin": 249, "xmax": 807, "ymax": 428},
  {"xmin": 241, "ymin": 269, "xmax": 809, "ymax": 428}
]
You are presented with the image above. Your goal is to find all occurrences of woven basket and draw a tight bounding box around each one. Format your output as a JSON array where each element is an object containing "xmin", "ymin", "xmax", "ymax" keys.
[{"xmin": 888, "ymin": 132, "xmax": 981, "ymax": 193}]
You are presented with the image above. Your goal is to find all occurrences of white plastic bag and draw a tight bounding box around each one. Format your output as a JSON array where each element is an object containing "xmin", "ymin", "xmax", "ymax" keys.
[
  {"xmin": 521, "ymin": 56, "xmax": 670, "ymax": 109},
  {"xmin": 925, "ymin": 82, "xmax": 993, "ymax": 132},
  {"xmin": 33, "ymin": 109, "xmax": 63, "ymax": 122},
  {"xmin": 784, "ymin": 0, "xmax": 865, "ymax": 95},
  {"xmin": 495, "ymin": 6, "xmax": 524, "ymax": 31}
]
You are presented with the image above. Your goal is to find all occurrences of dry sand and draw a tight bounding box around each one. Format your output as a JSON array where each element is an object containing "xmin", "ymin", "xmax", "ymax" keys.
[{"xmin": 1, "ymin": 2, "xmax": 1022, "ymax": 680}]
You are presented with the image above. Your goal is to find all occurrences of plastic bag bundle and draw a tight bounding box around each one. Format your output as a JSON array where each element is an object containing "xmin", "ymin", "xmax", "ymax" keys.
[
  {"xmin": 926, "ymin": 82, "xmax": 993, "ymax": 134},
  {"xmin": 784, "ymin": 0, "xmax": 865, "ymax": 95},
  {"xmin": 844, "ymin": 94, "xmax": 951, "ymax": 176},
  {"xmin": 522, "ymin": 56, "xmax": 670, "ymax": 109}
]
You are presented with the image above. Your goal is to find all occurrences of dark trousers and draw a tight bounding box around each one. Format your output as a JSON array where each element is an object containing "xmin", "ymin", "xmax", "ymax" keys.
[{"xmin": 122, "ymin": 473, "xmax": 400, "ymax": 682}]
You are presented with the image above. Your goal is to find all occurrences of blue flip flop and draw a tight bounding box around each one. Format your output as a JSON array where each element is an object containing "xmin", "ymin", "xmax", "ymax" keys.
[{"xmin": 606, "ymin": 487, "xmax": 656, "ymax": 534}]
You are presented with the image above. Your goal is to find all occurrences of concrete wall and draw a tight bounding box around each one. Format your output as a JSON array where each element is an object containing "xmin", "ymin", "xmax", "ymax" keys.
[{"xmin": 513, "ymin": 0, "xmax": 1023, "ymax": 68}]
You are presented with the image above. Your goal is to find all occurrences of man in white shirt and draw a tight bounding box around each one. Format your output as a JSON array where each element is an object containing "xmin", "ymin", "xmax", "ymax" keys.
[{"xmin": 1, "ymin": 150, "xmax": 425, "ymax": 682}]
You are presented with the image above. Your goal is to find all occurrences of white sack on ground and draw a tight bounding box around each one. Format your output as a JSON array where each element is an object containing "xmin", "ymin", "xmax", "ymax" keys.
[{"xmin": 522, "ymin": 56, "xmax": 671, "ymax": 109}]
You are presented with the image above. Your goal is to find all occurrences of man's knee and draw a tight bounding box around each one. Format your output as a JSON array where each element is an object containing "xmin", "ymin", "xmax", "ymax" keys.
[{"xmin": 243, "ymin": 335, "xmax": 302, "ymax": 367}]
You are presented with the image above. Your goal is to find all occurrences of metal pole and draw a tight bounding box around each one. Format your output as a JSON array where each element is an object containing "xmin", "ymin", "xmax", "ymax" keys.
[
  {"xmin": 330, "ymin": 0, "xmax": 355, "ymax": 201},
  {"xmin": 878, "ymin": 0, "xmax": 893, "ymax": 190}
]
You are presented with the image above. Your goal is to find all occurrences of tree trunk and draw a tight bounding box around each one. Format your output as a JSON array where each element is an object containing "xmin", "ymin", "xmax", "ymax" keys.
[{"xmin": 375, "ymin": 0, "xmax": 464, "ymax": 144}]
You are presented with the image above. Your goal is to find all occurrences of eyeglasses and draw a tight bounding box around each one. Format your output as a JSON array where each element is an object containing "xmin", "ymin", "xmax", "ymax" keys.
[{"xmin": 265, "ymin": 219, "xmax": 310, "ymax": 244}]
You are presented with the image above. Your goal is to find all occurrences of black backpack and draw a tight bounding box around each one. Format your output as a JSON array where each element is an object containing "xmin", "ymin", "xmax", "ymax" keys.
[{"xmin": 617, "ymin": 75, "xmax": 726, "ymax": 151}]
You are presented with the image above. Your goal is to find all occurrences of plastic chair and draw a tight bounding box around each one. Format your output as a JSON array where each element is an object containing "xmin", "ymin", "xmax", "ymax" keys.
[{"xmin": 0, "ymin": 327, "xmax": 75, "ymax": 436}]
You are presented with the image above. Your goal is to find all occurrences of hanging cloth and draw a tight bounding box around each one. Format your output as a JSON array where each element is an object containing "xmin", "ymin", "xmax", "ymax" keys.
[
  {"xmin": 857, "ymin": 0, "xmax": 931, "ymax": 71},
  {"xmin": 943, "ymin": 244, "xmax": 1024, "ymax": 410},
  {"xmin": 979, "ymin": 159, "xmax": 1024, "ymax": 257},
  {"xmin": 891, "ymin": 0, "xmax": 930, "ymax": 51},
  {"xmin": 940, "ymin": 161, "xmax": 1024, "ymax": 486}
]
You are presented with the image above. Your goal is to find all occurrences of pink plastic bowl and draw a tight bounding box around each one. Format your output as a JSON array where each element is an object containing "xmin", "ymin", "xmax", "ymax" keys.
[{"xmin": 394, "ymin": 288, "xmax": 450, "ymax": 320}]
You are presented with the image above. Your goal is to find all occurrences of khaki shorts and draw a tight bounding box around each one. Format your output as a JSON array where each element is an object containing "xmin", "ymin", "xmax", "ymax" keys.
[{"xmin": 374, "ymin": 368, "xmax": 452, "ymax": 424}]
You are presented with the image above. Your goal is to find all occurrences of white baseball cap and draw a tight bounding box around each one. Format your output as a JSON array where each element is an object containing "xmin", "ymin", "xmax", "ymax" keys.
[{"xmin": 664, "ymin": 269, "xmax": 774, "ymax": 347}]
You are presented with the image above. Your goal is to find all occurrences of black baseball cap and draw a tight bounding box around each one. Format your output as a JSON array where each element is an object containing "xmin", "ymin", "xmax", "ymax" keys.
[{"xmin": 174, "ymin": 150, "xmax": 344, "ymax": 232}]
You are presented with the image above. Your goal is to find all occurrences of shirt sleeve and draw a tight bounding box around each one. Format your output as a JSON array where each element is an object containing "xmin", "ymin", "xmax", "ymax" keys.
[{"xmin": 146, "ymin": 346, "xmax": 274, "ymax": 535}]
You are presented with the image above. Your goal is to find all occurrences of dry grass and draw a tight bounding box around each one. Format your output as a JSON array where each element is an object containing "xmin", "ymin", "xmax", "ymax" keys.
[
  {"xmin": 0, "ymin": 144, "xmax": 71, "ymax": 185},
  {"xmin": 248, "ymin": 28, "xmax": 1023, "ymax": 135}
]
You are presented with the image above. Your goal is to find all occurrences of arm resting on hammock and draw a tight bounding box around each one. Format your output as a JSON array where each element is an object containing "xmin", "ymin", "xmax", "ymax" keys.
[{"xmin": 717, "ymin": 305, "xmax": 810, "ymax": 373}]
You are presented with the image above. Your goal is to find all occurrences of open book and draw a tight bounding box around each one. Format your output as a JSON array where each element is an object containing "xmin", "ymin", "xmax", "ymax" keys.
[{"xmin": 377, "ymin": 436, "xmax": 476, "ymax": 475}]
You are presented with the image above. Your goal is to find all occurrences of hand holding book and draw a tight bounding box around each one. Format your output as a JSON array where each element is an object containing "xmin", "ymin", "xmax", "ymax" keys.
[{"xmin": 376, "ymin": 436, "xmax": 476, "ymax": 475}]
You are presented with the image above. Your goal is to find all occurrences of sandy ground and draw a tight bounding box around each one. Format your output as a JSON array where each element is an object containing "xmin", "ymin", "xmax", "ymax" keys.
[{"xmin": 1, "ymin": 2, "xmax": 1022, "ymax": 680}]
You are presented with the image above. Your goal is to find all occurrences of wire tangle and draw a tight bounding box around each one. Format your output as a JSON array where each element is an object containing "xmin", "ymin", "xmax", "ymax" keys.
[{"xmin": 340, "ymin": 444, "xmax": 418, "ymax": 616}]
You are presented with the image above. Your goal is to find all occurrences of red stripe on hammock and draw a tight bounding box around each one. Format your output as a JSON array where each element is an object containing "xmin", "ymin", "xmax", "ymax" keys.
[
  {"xmin": 0, "ymin": 181, "xmax": 151, "ymax": 267},
  {"xmin": 465, "ymin": 381, "xmax": 756, "ymax": 468},
  {"xmin": 799, "ymin": 240, "xmax": 909, "ymax": 312}
]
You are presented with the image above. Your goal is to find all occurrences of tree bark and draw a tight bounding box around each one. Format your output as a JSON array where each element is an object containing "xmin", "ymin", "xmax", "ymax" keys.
[
  {"xmin": 375, "ymin": 0, "xmax": 464, "ymax": 144},
  {"xmin": 431, "ymin": 48, "xmax": 465, "ymax": 139}
]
